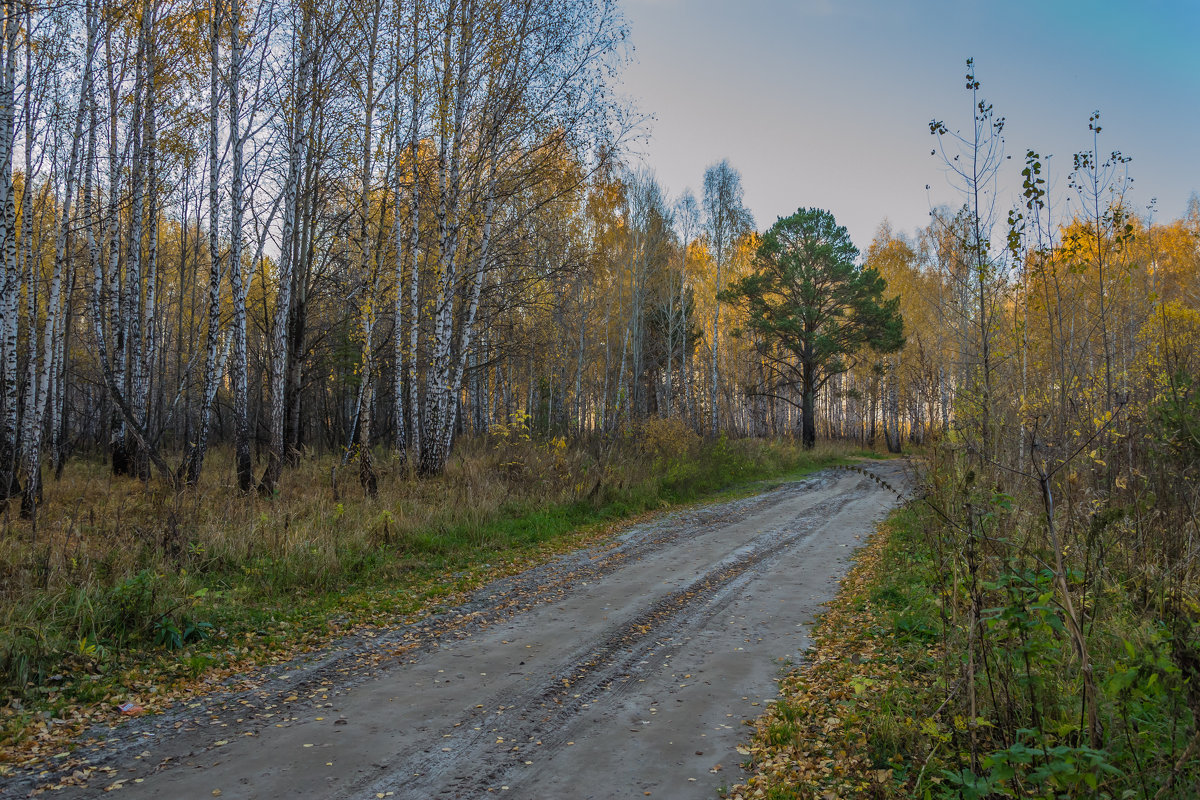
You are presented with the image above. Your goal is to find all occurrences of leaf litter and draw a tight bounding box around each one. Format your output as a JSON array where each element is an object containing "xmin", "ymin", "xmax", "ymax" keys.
[{"xmin": 726, "ymin": 513, "xmax": 937, "ymax": 800}]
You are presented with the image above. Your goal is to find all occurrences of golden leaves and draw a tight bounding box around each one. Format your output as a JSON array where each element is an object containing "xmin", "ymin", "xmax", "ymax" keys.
[{"xmin": 726, "ymin": 518, "xmax": 929, "ymax": 800}]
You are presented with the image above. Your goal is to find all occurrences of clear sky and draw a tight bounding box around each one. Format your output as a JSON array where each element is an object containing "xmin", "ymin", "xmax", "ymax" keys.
[{"xmin": 617, "ymin": 0, "xmax": 1200, "ymax": 249}]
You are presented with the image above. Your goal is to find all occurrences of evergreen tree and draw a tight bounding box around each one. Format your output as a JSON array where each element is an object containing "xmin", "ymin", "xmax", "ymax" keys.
[{"xmin": 722, "ymin": 208, "xmax": 904, "ymax": 448}]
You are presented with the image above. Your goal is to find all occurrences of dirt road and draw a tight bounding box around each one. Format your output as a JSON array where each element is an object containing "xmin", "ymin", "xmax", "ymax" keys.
[{"xmin": 14, "ymin": 462, "xmax": 908, "ymax": 800}]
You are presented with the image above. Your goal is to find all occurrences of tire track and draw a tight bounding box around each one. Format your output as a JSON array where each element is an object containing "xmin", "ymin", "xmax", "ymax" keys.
[{"xmin": 351, "ymin": 483, "xmax": 871, "ymax": 798}]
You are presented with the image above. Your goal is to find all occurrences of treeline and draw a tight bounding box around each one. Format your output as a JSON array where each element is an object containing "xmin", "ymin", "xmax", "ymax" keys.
[{"xmin": 863, "ymin": 202, "xmax": 1200, "ymax": 453}]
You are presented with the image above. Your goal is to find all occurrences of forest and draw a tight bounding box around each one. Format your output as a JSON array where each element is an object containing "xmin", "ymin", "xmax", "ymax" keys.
[
  {"xmin": 0, "ymin": 0, "xmax": 908, "ymax": 512},
  {"xmin": 1, "ymin": 0, "xmax": 1199, "ymax": 796}
]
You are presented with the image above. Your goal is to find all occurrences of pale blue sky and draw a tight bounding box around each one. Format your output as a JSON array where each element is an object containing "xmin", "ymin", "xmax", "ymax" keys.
[{"xmin": 618, "ymin": 0, "xmax": 1200, "ymax": 248}]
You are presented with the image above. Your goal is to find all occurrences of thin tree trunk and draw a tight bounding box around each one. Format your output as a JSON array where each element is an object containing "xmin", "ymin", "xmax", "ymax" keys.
[
  {"xmin": 419, "ymin": 0, "xmax": 474, "ymax": 475},
  {"xmin": 574, "ymin": 297, "xmax": 586, "ymax": 434},
  {"xmin": 401, "ymin": 13, "xmax": 424, "ymax": 462},
  {"xmin": 20, "ymin": 2, "xmax": 96, "ymax": 515},
  {"xmin": 0, "ymin": 0, "xmax": 21, "ymax": 501},
  {"xmin": 228, "ymin": 0, "xmax": 251, "ymax": 490},
  {"xmin": 260, "ymin": 5, "xmax": 315, "ymax": 494},
  {"xmin": 709, "ymin": 251, "xmax": 722, "ymax": 436},
  {"xmin": 138, "ymin": 40, "xmax": 159, "ymax": 472},
  {"xmin": 123, "ymin": 0, "xmax": 154, "ymax": 477},
  {"xmin": 355, "ymin": 0, "xmax": 381, "ymax": 497},
  {"xmin": 190, "ymin": 0, "xmax": 223, "ymax": 485}
]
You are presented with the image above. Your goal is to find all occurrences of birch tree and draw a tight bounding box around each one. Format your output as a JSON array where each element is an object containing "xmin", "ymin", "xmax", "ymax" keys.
[
  {"xmin": 0, "ymin": 0, "xmax": 20, "ymax": 504},
  {"xmin": 19, "ymin": 0, "xmax": 99, "ymax": 515},
  {"xmin": 413, "ymin": 0, "xmax": 626, "ymax": 475},
  {"xmin": 702, "ymin": 159, "xmax": 751, "ymax": 436},
  {"xmin": 188, "ymin": 0, "xmax": 226, "ymax": 485},
  {"xmin": 260, "ymin": 1, "xmax": 316, "ymax": 495},
  {"xmin": 350, "ymin": 0, "xmax": 384, "ymax": 496},
  {"xmin": 228, "ymin": 0, "xmax": 252, "ymax": 491},
  {"xmin": 0, "ymin": 0, "xmax": 633, "ymax": 504},
  {"xmin": 668, "ymin": 189, "xmax": 699, "ymax": 419}
]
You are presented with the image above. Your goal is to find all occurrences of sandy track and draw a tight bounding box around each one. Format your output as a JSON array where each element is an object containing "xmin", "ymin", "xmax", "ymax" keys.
[{"xmin": 11, "ymin": 462, "xmax": 908, "ymax": 800}]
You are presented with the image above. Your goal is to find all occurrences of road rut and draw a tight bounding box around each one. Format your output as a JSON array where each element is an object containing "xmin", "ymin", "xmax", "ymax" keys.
[{"xmin": 14, "ymin": 462, "xmax": 908, "ymax": 800}]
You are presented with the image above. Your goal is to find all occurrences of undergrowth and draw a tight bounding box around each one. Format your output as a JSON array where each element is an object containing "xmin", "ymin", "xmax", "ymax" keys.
[{"xmin": 732, "ymin": 494, "xmax": 1200, "ymax": 800}]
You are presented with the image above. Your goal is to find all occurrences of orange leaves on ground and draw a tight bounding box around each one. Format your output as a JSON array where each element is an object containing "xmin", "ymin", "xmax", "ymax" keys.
[{"xmin": 726, "ymin": 518, "xmax": 933, "ymax": 800}]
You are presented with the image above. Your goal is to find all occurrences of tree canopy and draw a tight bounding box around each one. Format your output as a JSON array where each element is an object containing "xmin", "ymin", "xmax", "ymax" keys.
[{"xmin": 721, "ymin": 207, "xmax": 903, "ymax": 447}]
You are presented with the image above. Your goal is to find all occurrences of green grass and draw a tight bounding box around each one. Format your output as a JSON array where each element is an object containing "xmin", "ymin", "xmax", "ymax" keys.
[{"xmin": 818, "ymin": 498, "xmax": 1200, "ymax": 800}]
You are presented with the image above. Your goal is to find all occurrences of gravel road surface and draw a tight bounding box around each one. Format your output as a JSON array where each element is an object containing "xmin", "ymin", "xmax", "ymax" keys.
[{"xmin": 10, "ymin": 461, "xmax": 908, "ymax": 800}]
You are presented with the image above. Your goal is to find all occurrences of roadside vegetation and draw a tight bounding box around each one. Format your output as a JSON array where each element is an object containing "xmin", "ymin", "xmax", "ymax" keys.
[
  {"xmin": 730, "ymin": 62, "xmax": 1200, "ymax": 800},
  {"xmin": 735, "ymin": 438, "xmax": 1200, "ymax": 800},
  {"xmin": 0, "ymin": 422, "xmax": 857, "ymax": 766}
]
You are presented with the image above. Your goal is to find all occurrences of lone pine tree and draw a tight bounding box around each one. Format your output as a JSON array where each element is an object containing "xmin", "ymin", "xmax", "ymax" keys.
[{"xmin": 722, "ymin": 208, "xmax": 904, "ymax": 448}]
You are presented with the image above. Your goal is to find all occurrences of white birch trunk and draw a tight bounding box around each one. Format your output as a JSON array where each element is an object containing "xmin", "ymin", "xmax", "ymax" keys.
[
  {"xmin": 138, "ymin": 36, "xmax": 159, "ymax": 447},
  {"xmin": 260, "ymin": 4, "xmax": 315, "ymax": 493},
  {"xmin": 123, "ymin": 0, "xmax": 154, "ymax": 474},
  {"xmin": 19, "ymin": 2, "xmax": 96, "ymax": 514},
  {"xmin": 355, "ymin": 0, "xmax": 381, "ymax": 496},
  {"xmin": 0, "ymin": 0, "xmax": 19, "ymax": 499},
  {"xmin": 419, "ymin": 0, "xmax": 473, "ymax": 474},
  {"xmin": 190, "ymin": 0, "xmax": 223, "ymax": 485},
  {"xmin": 404, "ymin": 0, "xmax": 423, "ymax": 461},
  {"xmin": 228, "ymin": 0, "xmax": 252, "ymax": 491},
  {"xmin": 437, "ymin": 190, "xmax": 496, "ymax": 461},
  {"xmin": 103, "ymin": 24, "xmax": 129, "ymax": 474}
]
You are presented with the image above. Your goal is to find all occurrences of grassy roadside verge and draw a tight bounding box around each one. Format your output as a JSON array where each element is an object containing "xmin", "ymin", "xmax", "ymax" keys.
[
  {"xmin": 1, "ymin": 426, "xmax": 867, "ymax": 770},
  {"xmin": 726, "ymin": 503, "xmax": 941, "ymax": 800}
]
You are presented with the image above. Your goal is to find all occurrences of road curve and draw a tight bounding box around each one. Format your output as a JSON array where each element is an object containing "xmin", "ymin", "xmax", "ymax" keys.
[{"xmin": 18, "ymin": 461, "xmax": 908, "ymax": 800}]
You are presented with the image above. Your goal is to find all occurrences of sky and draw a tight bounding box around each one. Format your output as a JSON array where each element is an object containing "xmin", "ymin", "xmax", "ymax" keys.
[{"xmin": 616, "ymin": 0, "xmax": 1200, "ymax": 250}]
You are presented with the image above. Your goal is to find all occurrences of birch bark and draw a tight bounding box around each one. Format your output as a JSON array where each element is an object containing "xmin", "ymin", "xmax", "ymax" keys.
[
  {"xmin": 228, "ymin": 0, "xmax": 252, "ymax": 490},
  {"xmin": 123, "ymin": 0, "xmax": 154, "ymax": 477},
  {"xmin": 418, "ymin": 0, "xmax": 472, "ymax": 474},
  {"xmin": 405, "ymin": 9, "xmax": 422, "ymax": 462},
  {"xmin": 260, "ymin": 3, "xmax": 315, "ymax": 494},
  {"xmin": 0, "ymin": 0, "xmax": 19, "ymax": 501},
  {"xmin": 20, "ymin": 1, "xmax": 97, "ymax": 515},
  {"xmin": 354, "ymin": 0, "xmax": 382, "ymax": 496},
  {"xmin": 189, "ymin": 0, "xmax": 224, "ymax": 485}
]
